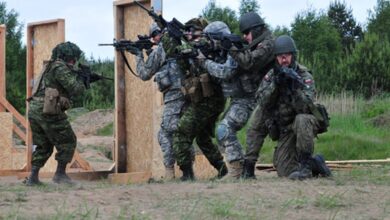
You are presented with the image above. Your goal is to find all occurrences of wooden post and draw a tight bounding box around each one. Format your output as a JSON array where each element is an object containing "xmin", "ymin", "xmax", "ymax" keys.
[
  {"xmin": 0, "ymin": 25, "xmax": 6, "ymax": 112},
  {"xmin": 114, "ymin": 3, "xmax": 127, "ymax": 173}
]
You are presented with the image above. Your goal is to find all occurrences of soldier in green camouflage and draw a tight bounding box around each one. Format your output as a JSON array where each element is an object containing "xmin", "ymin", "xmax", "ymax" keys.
[
  {"xmin": 26, "ymin": 42, "xmax": 87, "ymax": 186},
  {"xmin": 244, "ymin": 35, "xmax": 331, "ymax": 180},
  {"xmin": 172, "ymin": 18, "xmax": 228, "ymax": 181}
]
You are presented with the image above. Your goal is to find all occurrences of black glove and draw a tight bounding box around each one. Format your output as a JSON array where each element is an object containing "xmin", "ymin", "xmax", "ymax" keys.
[{"xmin": 126, "ymin": 45, "xmax": 141, "ymax": 55}]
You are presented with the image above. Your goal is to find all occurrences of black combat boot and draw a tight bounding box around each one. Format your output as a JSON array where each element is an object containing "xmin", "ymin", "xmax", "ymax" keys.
[
  {"xmin": 242, "ymin": 160, "xmax": 256, "ymax": 179},
  {"xmin": 212, "ymin": 160, "xmax": 228, "ymax": 179},
  {"xmin": 311, "ymin": 154, "xmax": 332, "ymax": 177},
  {"xmin": 25, "ymin": 166, "xmax": 42, "ymax": 186},
  {"xmin": 180, "ymin": 164, "xmax": 195, "ymax": 181},
  {"xmin": 288, "ymin": 153, "xmax": 313, "ymax": 180},
  {"xmin": 52, "ymin": 162, "xmax": 73, "ymax": 184}
]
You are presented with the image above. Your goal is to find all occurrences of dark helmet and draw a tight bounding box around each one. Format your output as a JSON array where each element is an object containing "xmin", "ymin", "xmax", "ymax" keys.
[
  {"xmin": 51, "ymin": 41, "xmax": 82, "ymax": 62},
  {"xmin": 185, "ymin": 17, "xmax": 209, "ymax": 31},
  {"xmin": 204, "ymin": 21, "xmax": 231, "ymax": 34},
  {"xmin": 274, "ymin": 35, "xmax": 297, "ymax": 55},
  {"xmin": 239, "ymin": 12, "xmax": 265, "ymax": 34}
]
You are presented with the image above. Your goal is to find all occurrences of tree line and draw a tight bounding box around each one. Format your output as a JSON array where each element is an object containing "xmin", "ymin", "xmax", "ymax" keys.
[{"xmin": 1, "ymin": 0, "xmax": 390, "ymax": 114}]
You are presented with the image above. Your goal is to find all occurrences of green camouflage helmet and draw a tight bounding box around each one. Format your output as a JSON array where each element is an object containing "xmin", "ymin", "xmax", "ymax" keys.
[
  {"xmin": 51, "ymin": 41, "xmax": 82, "ymax": 62},
  {"xmin": 185, "ymin": 17, "xmax": 209, "ymax": 31},
  {"xmin": 239, "ymin": 12, "xmax": 264, "ymax": 34},
  {"xmin": 274, "ymin": 35, "xmax": 297, "ymax": 55},
  {"xmin": 204, "ymin": 21, "xmax": 231, "ymax": 34}
]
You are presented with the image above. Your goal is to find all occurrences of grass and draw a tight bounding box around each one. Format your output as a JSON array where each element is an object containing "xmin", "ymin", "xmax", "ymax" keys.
[
  {"xmin": 96, "ymin": 122, "xmax": 113, "ymax": 136},
  {"xmin": 236, "ymin": 94, "xmax": 390, "ymax": 163}
]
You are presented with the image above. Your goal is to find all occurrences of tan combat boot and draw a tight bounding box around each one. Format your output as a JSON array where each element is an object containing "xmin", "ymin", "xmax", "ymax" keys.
[
  {"xmin": 220, "ymin": 161, "xmax": 243, "ymax": 181},
  {"xmin": 164, "ymin": 167, "xmax": 175, "ymax": 181}
]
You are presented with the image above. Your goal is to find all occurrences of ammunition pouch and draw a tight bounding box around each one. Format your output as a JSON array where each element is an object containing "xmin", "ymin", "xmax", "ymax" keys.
[
  {"xmin": 43, "ymin": 88, "xmax": 70, "ymax": 115},
  {"xmin": 155, "ymin": 69, "xmax": 172, "ymax": 92},
  {"xmin": 181, "ymin": 76, "xmax": 202, "ymax": 103},
  {"xmin": 43, "ymin": 88, "xmax": 60, "ymax": 115},
  {"xmin": 199, "ymin": 73, "xmax": 214, "ymax": 97}
]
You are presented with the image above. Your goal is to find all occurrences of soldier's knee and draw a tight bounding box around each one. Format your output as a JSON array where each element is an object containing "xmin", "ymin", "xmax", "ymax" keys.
[{"xmin": 216, "ymin": 122, "xmax": 230, "ymax": 144}]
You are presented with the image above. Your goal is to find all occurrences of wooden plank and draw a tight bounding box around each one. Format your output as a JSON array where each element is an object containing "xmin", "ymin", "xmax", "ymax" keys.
[
  {"xmin": 326, "ymin": 158, "xmax": 390, "ymax": 164},
  {"xmin": 0, "ymin": 96, "xmax": 27, "ymax": 128},
  {"xmin": 0, "ymin": 113, "xmax": 14, "ymax": 169},
  {"xmin": 114, "ymin": 4, "xmax": 128, "ymax": 173},
  {"xmin": 0, "ymin": 169, "xmax": 25, "ymax": 176},
  {"xmin": 12, "ymin": 124, "xmax": 26, "ymax": 143},
  {"xmin": 69, "ymin": 151, "xmax": 93, "ymax": 171},
  {"xmin": 108, "ymin": 171, "xmax": 152, "ymax": 184},
  {"xmin": 0, "ymin": 25, "xmax": 5, "ymax": 112},
  {"xmin": 17, "ymin": 170, "xmax": 113, "ymax": 181}
]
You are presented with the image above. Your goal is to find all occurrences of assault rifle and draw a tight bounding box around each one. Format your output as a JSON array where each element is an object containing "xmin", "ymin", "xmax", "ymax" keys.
[
  {"xmin": 278, "ymin": 67, "xmax": 305, "ymax": 88},
  {"xmin": 98, "ymin": 35, "xmax": 154, "ymax": 52},
  {"xmin": 134, "ymin": 1, "xmax": 185, "ymax": 41},
  {"xmin": 204, "ymin": 32, "xmax": 245, "ymax": 50},
  {"xmin": 75, "ymin": 64, "xmax": 113, "ymax": 89}
]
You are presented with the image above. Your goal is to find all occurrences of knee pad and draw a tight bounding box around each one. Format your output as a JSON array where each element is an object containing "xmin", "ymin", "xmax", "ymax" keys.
[{"xmin": 216, "ymin": 122, "xmax": 230, "ymax": 144}]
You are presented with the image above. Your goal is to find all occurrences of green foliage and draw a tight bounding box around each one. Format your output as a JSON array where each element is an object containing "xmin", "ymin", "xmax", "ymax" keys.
[
  {"xmin": 82, "ymin": 58, "xmax": 115, "ymax": 110},
  {"xmin": 360, "ymin": 96, "xmax": 390, "ymax": 118},
  {"xmin": 272, "ymin": 25, "xmax": 291, "ymax": 37},
  {"xmin": 327, "ymin": 1, "xmax": 363, "ymax": 52},
  {"xmin": 0, "ymin": 2, "xmax": 26, "ymax": 114},
  {"xmin": 238, "ymin": 0, "xmax": 260, "ymax": 16},
  {"xmin": 342, "ymin": 33, "xmax": 390, "ymax": 97},
  {"xmin": 368, "ymin": 0, "xmax": 390, "ymax": 41},
  {"xmin": 201, "ymin": 0, "xmax": 239, "ymax": 34}
]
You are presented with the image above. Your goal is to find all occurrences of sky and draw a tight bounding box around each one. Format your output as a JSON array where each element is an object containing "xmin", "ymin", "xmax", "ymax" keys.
[{"xmin": 3, "ymin": 0, "xmax": 377, "ymax": 60}]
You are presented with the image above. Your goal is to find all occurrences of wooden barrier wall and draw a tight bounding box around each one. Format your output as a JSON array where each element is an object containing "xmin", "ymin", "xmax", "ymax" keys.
[
  {"xmin": 26, "ymin": 19, "xmax": 65, "ymax": 172},
  {"xmin": 114, "ymin": 0, "xmax": 164, "ymax": 178},
  {"xmin": 113, "ymin": 0, "xmax": 217, "ymax": 181}
]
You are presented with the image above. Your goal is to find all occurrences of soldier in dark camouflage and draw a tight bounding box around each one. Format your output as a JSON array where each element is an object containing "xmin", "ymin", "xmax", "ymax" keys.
[
  {"xmin": 244, "ymin": 35, "xmax": 332, "ymax": 180},
  {"xmin": 172, "ymin": 18, "xmax": 227, "ymax": 181},
  {"xmin": 26, "ymin": 42, "xmax": 87, "ymax": 186}
]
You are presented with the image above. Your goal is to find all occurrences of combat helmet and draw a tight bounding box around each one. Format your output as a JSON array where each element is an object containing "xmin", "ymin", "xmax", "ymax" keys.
[
  {"xmin": 204, "ymin": 21, "xmax": 231, "ymax": 35},
  {"xmin": 185, "ymin": 17, "xmax": 209, "ymax": 31},
  {"xmin": 149, "ymin": 22, "xmax": 161, "ymax": 37},
  {"xmin": 51, "ymin": 41, "xmax": 82, "ymax": 62},
  {"xmin": 273, "ymin": 35, "xmax": 297, "ymax": 55},
  {"xmin": 239, "ymin": 12, "xmax": 265, "ymax": 34}
]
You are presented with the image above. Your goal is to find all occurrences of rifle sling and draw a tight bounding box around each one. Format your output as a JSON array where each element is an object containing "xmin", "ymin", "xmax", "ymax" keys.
[{"xmin": 120, "ymin": 50, "xmax": 139, "ymax": 78}]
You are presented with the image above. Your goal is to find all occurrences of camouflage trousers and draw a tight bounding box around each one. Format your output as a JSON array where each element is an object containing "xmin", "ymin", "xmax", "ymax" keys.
[
  {"xmin": 173, "ymin": 96, "xmax": 225, "ymax": 168},
  {"xmin": 245, "ymin": 104, "xmax": 269, "ymax": 164},
  {"xmin": 158, "ymin": 98, "xmax": 187, "ymax": 168},
  {"xmin": 273, "ymin": 114, "xmax": 320, "ymax": 177},
  {"xmin": 28, "ymin": 108, "xmax": 77, "ymax": 168},
  {"xmin": 216, "ymin": 97, "xmax": 257, "ymax": 163}
]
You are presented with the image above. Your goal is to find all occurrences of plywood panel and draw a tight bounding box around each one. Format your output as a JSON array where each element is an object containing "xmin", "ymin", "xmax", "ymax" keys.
[
  {"xmin": 115, "ymin": 0, "xmax": 217, "ymax": 179},
  {"xmin": 123, "ymin": 1, "xmax": 155, "ymax": 173},
  {"xmin": 26, "ymin": 19, "xmax": 65, "ymax": 171},
  {"xmin": 0, "ymin": 25, "xmax": 6, "ymax": 112},
  {"xmin": 0, "ymin": 113, "xmax": 15, "ymax": 169}
]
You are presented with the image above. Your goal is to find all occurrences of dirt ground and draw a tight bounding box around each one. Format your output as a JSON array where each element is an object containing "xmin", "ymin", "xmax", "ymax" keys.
[
  {"xmin": 2, "ymin": 109, "xmax": 389, "ymax": 219},
  {"xmin": 1, "ymin": 167, "xmax": 389, "ymax": 220}
]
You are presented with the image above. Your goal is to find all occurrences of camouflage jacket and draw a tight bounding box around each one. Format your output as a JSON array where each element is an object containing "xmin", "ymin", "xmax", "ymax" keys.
[
  {"xmin": 29, "ymin": 59, "xmax": 86, "ymax": 118},
  {"xmin": 136, "ymin": 37, "xmax": 185, "ymax": 103},
  {"xmin": 136, "ymin": 43, "xmax": 166, "ymax": 81},
  {"xmin": 256, "ymin": 63, "xmax": 316, "ymax": 127},
  {"xmin": 227, "ymin": 30, "xmax": 275, "ymax": 96}
]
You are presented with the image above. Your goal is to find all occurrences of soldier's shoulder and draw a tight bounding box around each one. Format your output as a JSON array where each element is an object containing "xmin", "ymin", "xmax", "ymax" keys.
[
  {"xmin": 262, "ymin": 68, "xmax": 275, "ymax": 82},
  {"xmin": 297, "ymin": 64, "xmax": 312, "ymax": 77}
]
